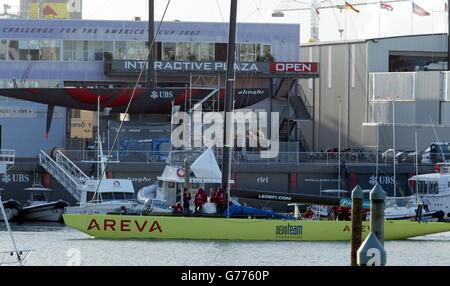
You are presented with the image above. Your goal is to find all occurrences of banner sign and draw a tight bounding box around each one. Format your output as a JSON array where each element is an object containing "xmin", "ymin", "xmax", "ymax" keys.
[{"xmin": 107, "ymin": 60, "xmax": 319, "ymax": 77}]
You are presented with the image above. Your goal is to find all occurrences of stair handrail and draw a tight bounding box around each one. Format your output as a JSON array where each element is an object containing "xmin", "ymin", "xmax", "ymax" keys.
[
  {"xmin": 39, "ymin": 150, "xmax": 82, "ymax": 200},
  {"xmin": 55, "ymin": 150, "xmax": 89, "ymax": 182},
  {"xmin": 273, "ymin": 77, "xmax": 285, "ymax": 97},
  {"xmin": 290, "ymin": 81, "xmax": 313, "ymax": 119}
]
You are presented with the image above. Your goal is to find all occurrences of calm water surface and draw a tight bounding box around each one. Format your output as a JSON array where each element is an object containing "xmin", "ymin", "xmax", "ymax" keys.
[{"xmin": 1, "ymin": 223, "xmax": 450, "ymax": 266}]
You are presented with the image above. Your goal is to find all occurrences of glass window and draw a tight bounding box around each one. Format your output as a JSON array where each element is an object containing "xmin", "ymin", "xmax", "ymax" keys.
[
  {"xmin": 162, "ymin": 43, "xmax": 175, "ymax": 61},
  {"xmin": 63, "ymin": 40, "xmax": 88, "ymax": 61},
  {"xmin": 0, "ymin": 40, "xmax": 7, "ymax": 60},
  {"xmin": 194, "ymin": 43, "xmax": 214, "ymax": 61},
  {"xmin": 127, "ymin": 41, "xmax": 146, "ymax": 60},
  {"xmin": 16, "ymin": 40, "xmax": 40, "ymax": 61},
  {"xmin": 101, "ymin": 192, "xmax": 114, "ymax": 202},
  {"xmin": 124, "ymin": 193, "xmax": 134, "ymax": 200},
  {"xmin": 238, "ymin": 43, "xmax": 258, "ymax": 62},
  {"xmin": 114, "ymin": 193, "xmax": 126, "ymax": 200},
  {"xmin": 258, "ymin": 44, "xmax": 273, "ymax": 62},
  {"xmin": 176, "ymin": 42, "xmax": 193, "ymax": 61},
  {"xmin": 8, "ymin": 40, "xmax": 18, "ymax": 60},
  {"xmin": 40, "ymin": 40, "xmax": 61, "ymax": 61},
  {"xmin": 114, "ymin": 41, "xmax": 127, "ymax": 60}
]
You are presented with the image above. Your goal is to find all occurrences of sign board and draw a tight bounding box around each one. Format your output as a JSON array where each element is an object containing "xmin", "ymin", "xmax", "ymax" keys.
[
  {"xmin": 70, "ymin": 118, "xmax": 94, "ymax": 139},
  {"xmin": 26, "ymin": 0, "xmax": 82, "ymax": 19},
  {"xmin": 107, "ymin": 60, "xmax": 319, "ymax": 77}
]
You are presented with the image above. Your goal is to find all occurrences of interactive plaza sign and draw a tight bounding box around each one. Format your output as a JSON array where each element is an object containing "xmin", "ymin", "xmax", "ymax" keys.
[{"xmin": 106, "ymin": 60, "xmax": 319, "ymax": 77}]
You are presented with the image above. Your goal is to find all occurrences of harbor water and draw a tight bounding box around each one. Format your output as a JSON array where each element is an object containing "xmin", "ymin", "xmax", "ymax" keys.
[{"xmin": 1, "ymin": 223, "xmax": 450, "ymax": 266}]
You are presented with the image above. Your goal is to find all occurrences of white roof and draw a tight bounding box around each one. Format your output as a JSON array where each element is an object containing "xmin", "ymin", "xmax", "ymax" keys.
[{"xmin": 409, "ymin": 173, "xmax": 450, "ymax": 182}]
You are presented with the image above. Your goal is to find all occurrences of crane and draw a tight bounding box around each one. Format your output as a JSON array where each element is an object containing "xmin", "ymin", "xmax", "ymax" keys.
[{"xmin": 272, "ymin": 0, "xmax": 410, "ymax": 42}]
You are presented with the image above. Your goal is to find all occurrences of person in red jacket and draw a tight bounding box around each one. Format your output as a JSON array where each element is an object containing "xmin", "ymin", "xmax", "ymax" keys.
[
  {"xmin": 199, "ymin": 188, "xmax": 208, "ymax": 205},
  {"xmin": 171, "ymin": 202, "xmax": 183, "ymax": 214},
  {"xmin": 194, "ymin": 189, "xmax": 205, "ymax": 214},
  {"xmin": 209, "ymin": 188, "xmax": 217, "ymax": 204},
  {"xmin": 303, "ymin": 207, "xmax": 314, "ymax": 219},
  {"xmin": 182, "ymin": 188, "xmax": 191, "ymax": 214},
  {"xmin": 216, "ymin": 188, "xmax": 227, "ymax": 215}
]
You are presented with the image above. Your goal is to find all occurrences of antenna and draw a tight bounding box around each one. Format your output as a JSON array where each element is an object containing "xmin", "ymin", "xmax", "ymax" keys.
[{"xmin": 429, "ymin": 116, "xmax": 446, "ymax": 163}]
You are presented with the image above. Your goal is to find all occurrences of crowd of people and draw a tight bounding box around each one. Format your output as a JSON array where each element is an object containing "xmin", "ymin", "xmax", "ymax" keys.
[
  {"xmin": 295, "ymin": 204, "xmax": 368, "ymax": 221},
  {"xmin": 171, "ymin": 187, "xmax": 229, "ymax": 215}
]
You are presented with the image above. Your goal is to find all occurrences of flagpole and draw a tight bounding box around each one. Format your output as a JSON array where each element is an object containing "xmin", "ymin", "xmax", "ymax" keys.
[
  {"xmin": 411, "ymin": 0, "xmax": 414, "ymax": 35},
  {"xmin": 345, "ymin": 6, "xmax": 347, "ymax": 40},
  {"xmin": 378, "ymin": 1, "xmax": 381, "ymax": 38},
  {"xmin": 432, "ymin": 6, "xmax": 434, "ymax": 34},
  {"xmin": 448, "ymin": 0, "xmax": 450, "ymax": 71}
]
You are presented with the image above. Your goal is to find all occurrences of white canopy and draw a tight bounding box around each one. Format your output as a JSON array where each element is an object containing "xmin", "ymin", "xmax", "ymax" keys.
[
  {"xmin": 408, "ymin": 173, "xmax": 450, "ymax": 182},
  {"xmin": 190, "ymin": 148, "xmax": 222, "ymax": 180}
]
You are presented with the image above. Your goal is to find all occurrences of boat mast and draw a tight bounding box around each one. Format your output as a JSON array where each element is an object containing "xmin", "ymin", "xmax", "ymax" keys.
[
  {"xmin": 147, "ymin": 0, "xmax": 156, "ymax": 89},
  {"xmin": 221, "ymin": 0, "xmax": 238, "ymax": 193},
  {"xmin": 0, "ymin": 196, "xmax": 22, "ymax": 266},
  {"xmin": 448, "ymin": 0, "xmax": 450, "ymax": 73}
]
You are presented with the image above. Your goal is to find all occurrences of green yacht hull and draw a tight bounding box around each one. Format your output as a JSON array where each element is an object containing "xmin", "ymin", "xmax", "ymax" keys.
[{"xmin": 63, "ymin": 214, "xmax": 450, "ymax": 241}]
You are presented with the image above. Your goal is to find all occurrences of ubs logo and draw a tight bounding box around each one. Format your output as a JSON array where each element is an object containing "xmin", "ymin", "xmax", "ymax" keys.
[
  {"xmin": 1, "ymin": 174, "xmax": 30, "ymax": 184},
  {"xmin": 150, "ymin": 90, "xmax": 174, "ymax": 100},
  {"xmin": 257, "ymin": 176, "xmax": 269, "ymax": 184},
  {"xmin": 369, "ymin": 175, "xmax": 395, "ymax": 186}
]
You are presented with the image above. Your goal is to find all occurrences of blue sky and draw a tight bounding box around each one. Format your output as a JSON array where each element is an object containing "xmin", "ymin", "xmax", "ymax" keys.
[{"xmin": 2, "ymin": 0, "xmax": 448, "ymax": 42}]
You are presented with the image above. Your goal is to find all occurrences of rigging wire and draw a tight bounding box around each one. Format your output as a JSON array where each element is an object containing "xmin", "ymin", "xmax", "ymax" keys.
[
  {"xmin": 91, "ymin": 0, "xmax": 172, "ymax": 201},
  {"xmin": 215, "ymin": 0, "xmax": 225, "ymax": 22}
]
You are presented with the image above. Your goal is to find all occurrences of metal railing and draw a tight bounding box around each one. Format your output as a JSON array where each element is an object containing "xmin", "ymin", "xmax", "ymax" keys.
[
  {"xmin": 60, "ymin": 149, "xmax": 422, "ymax": 166},
  {"xmin": 55, "ymin": 151, "xmax": 89, "ymax": 183},
  {"xmin": 39, "ymin": 151, "xmax": 82, "ymax": 201},
  {"xmin": 0, "ymin": 149, "xmax": 15, "ymax": 164}
]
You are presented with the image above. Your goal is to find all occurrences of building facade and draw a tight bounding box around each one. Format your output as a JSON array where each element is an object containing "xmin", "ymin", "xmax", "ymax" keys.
[
  {"xmin": 299, "ymin": 33, "xmax": 449, "ymax": 152},
  {"xmin": 0, "ymin": 19, "xmax": 304, "ymax": 157}
]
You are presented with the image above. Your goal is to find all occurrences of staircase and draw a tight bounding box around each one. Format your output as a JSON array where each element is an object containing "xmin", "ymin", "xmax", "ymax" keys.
[
  {"xmin": 274, "ymin": 78, "xmax": 313, "ymax": 151},
  {"xmin": 39, "ymin": 150, "xmax": 88, "ymax": 201},
  {"xmin": 279, "ymin": 118, "xmax": 295, "ymax": 142}
]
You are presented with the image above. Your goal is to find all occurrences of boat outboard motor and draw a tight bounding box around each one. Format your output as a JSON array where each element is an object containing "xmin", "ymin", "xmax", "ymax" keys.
[{"xmin": 137, "ymin": 183, "xmax": 158, "ymax": 204}]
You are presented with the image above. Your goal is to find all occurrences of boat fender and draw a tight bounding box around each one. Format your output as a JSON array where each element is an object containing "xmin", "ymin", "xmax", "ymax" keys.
[{"xmin": 176, "ymin": 168, "xmax": 185, "ymax": 178}]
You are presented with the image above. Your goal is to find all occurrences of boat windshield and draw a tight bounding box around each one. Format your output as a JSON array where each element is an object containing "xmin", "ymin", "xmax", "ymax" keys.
[{"xmin": 100, "ymin": 192, "xmax": 135, "ymax": 202}]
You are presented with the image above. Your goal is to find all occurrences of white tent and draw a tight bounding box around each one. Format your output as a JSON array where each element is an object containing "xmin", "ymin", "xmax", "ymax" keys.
[{"xmin": 190, "ymin": 148, "xmax": 222, "ymax": 180}]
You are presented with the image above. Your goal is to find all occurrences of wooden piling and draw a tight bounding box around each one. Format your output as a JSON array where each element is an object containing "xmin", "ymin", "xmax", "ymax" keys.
[{"xmin": 351, "ymin": 185, "xmax": 363, "ymax": 266}]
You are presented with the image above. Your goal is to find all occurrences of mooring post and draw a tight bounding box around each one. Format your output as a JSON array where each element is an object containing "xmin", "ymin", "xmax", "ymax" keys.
[
  {"xmin": 370, "ymin": 183, "xmax": 385, "ymax": 244},
  {"xmin": 351, "ymin": 185, "xmax": 363, "ymax": 266},
  {"xmin": 357, "ymin": 183, "xmax": 386, "ymax": 266}
]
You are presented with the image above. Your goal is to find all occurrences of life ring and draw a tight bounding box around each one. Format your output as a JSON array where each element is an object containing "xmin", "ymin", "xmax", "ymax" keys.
[{"xmin": 177, "ymin": 168, "xmax": 185, "ymax": 178}]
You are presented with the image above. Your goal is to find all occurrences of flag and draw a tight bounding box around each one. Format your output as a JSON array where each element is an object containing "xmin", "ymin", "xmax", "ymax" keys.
[
  {"xmin": 345, "ymin": 2, "xmax": 360, "ymax": 13},
  {"xmin": 380, "ymin": 1, "xmax": 394, "ymax": 11},
  {"xmin": 412, "ymin": 2, "xmax": 430, "ymax": 16}
]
